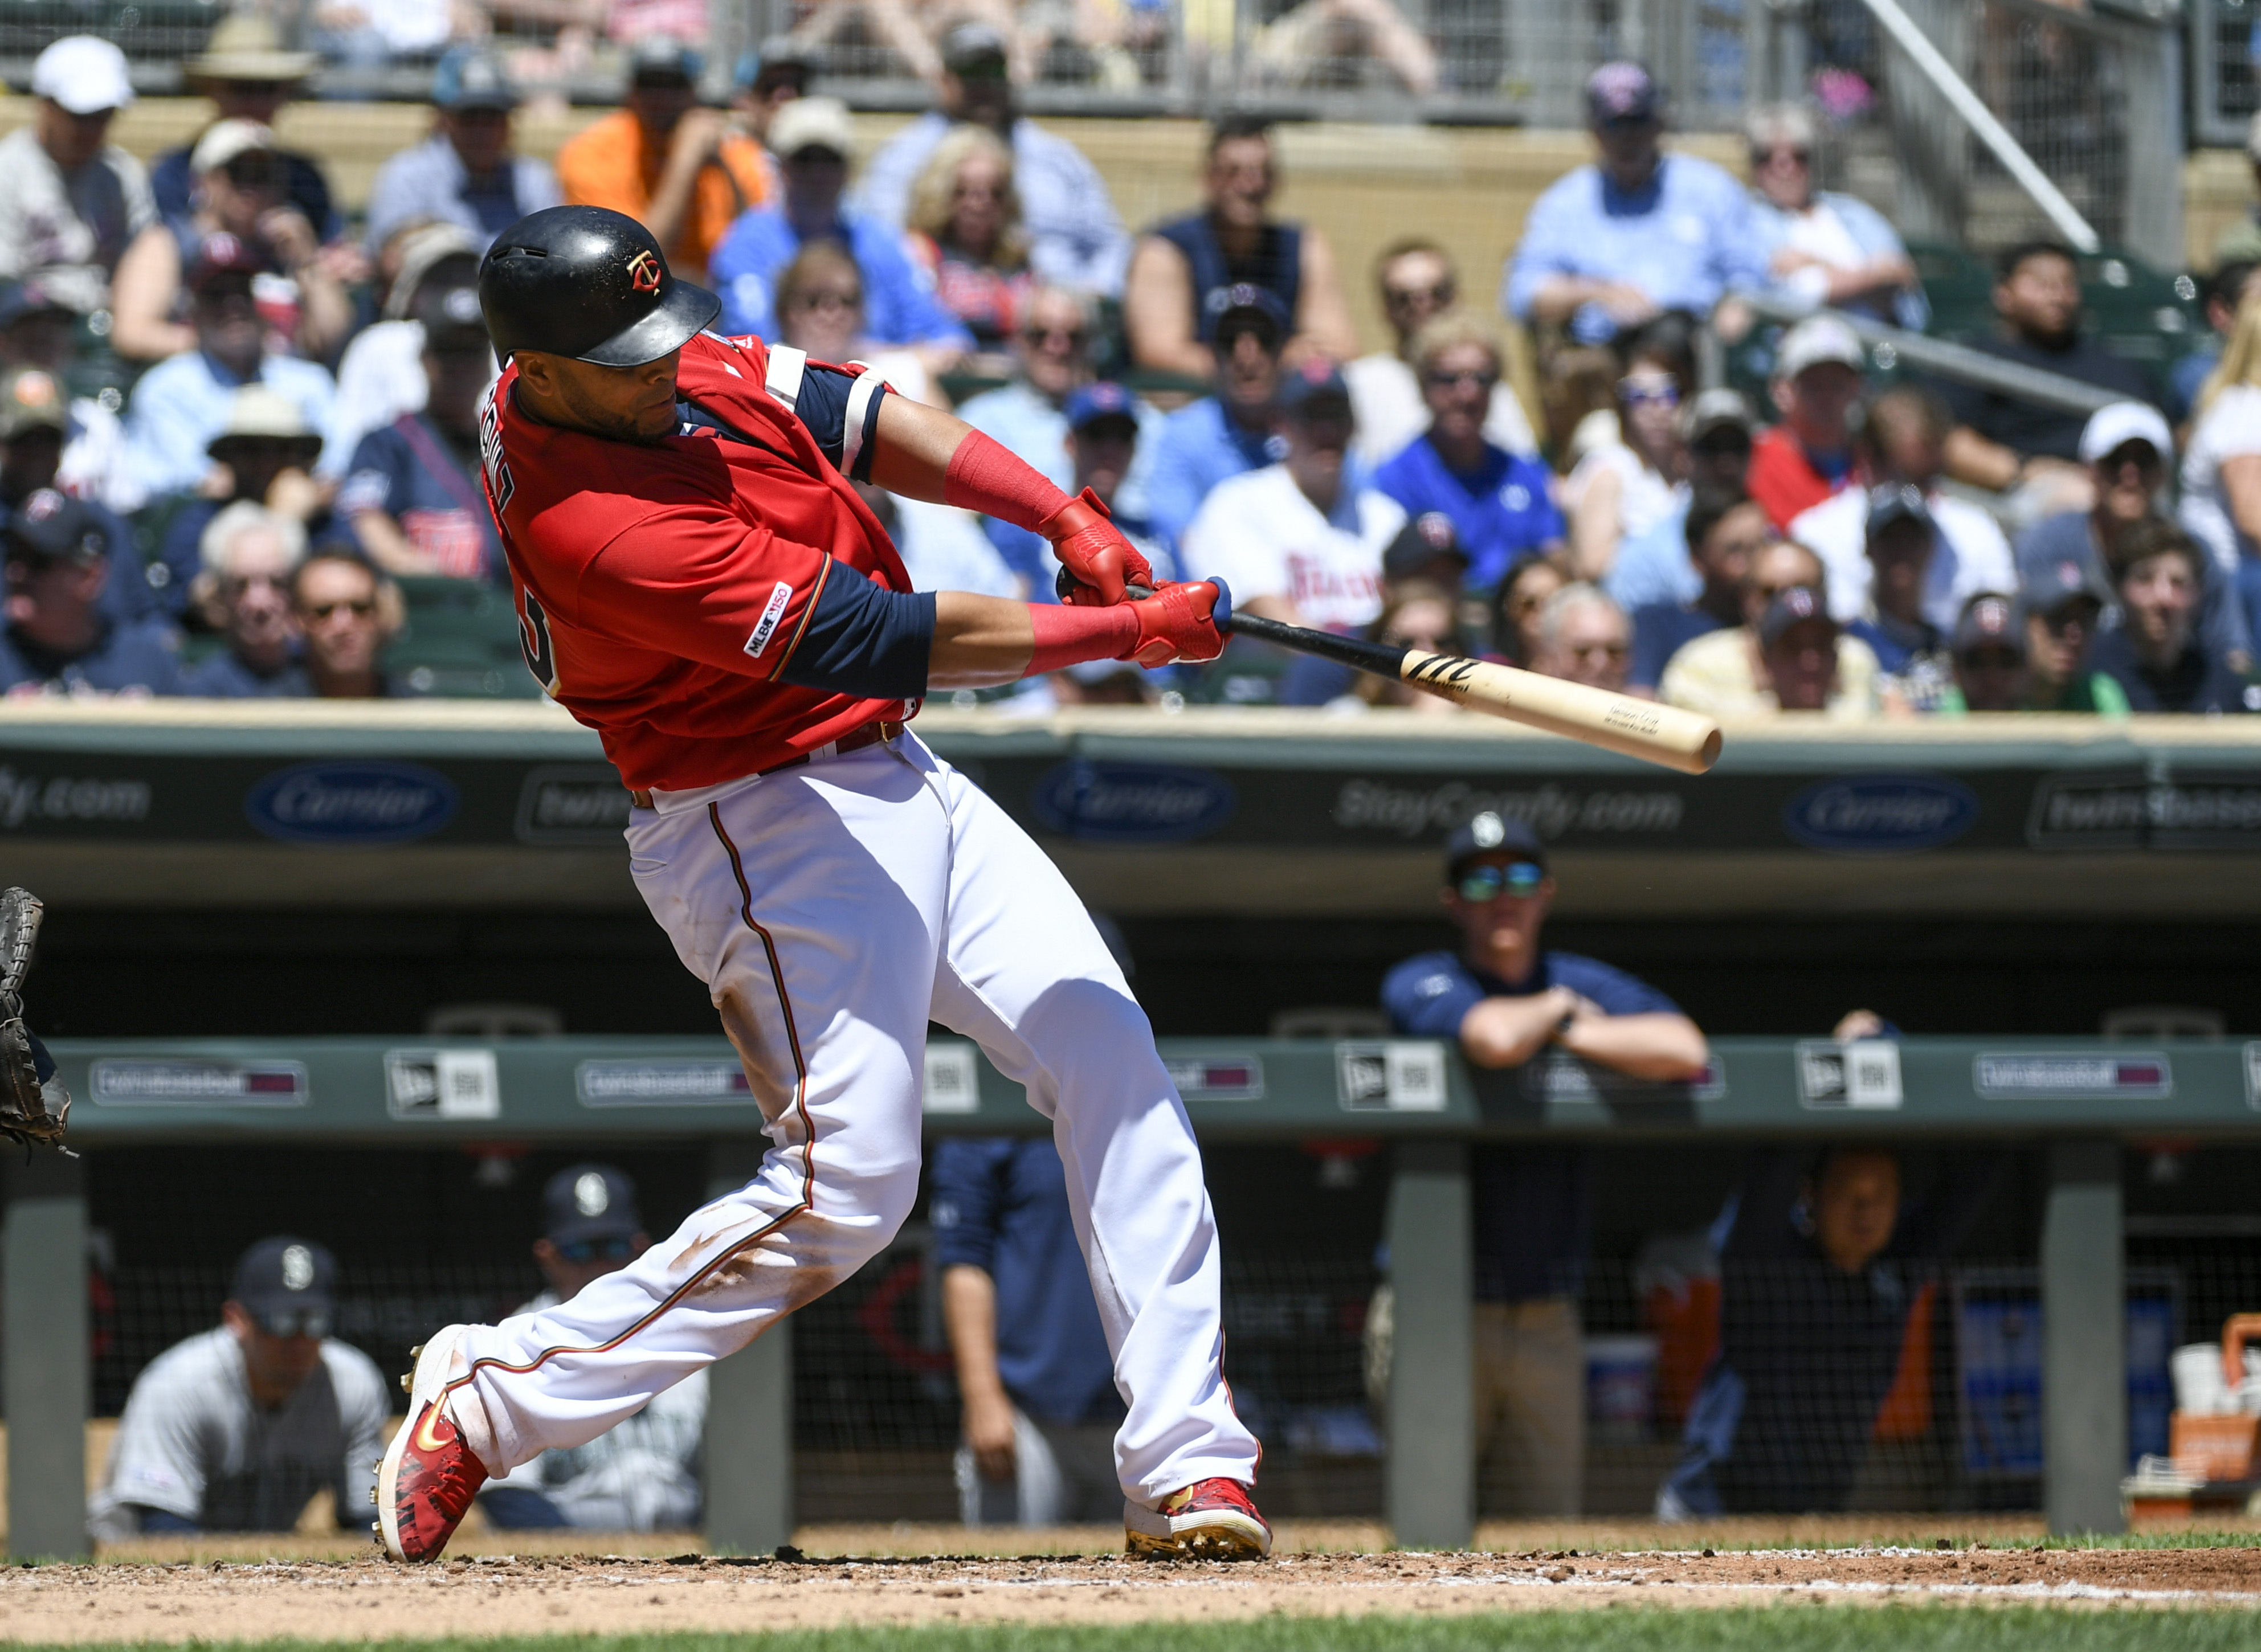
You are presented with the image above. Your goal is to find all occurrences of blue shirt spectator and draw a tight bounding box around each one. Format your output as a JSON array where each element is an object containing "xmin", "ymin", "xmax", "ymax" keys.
[
  {"xmin": 929, "ymin": 1136, "xmax": 1119, "ymax": 1426},
  {"xmin": 362, "ymin": 48, "xmax": 560, "ymax": 255},
  {"xmin": 149, "ymin": 17, "xmax": 335, "ymax": 239},
  {"xmin": 124, "ymin": 349, "xmax": 335, "ymax": 501},
  {"xmin": 1626, "ymin": 487, "xmax": 1767, "ymax": 690},
  {"xmin": 982, "ymin": 381, "xmax": 1173, "ymax": 599},
  {"xmin": 0, "ymin": 489, "xmax": 181, "ymax": 695},
  {"xmin": 1373, "ymin": 439, "xmax": 1561, "ymax": 593},
  {"xmin": 849, "ymin": 34, "xmax": 1129, "ymax": 297},
  {"xmin": 709, "ymin": 97, "xmax": 971, "ymax": 351},
  {"xmin": 1742, "ymin": 103, "xmax": 1925, "ymax": 331},
  {"xmin": 337, "ymin": 416, "xmax": 502, "ymax": 583},
  {"xmin": 2018, "ymin": 510, "xmax": 2252, "ymax": 666},
  {"xmin": 1610, "ymin": 508, "xmax": 1703, "ymax": 613}
]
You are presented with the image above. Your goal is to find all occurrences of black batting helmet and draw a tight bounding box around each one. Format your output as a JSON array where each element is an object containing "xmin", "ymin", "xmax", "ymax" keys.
[{"xmin": 478, "ymin": 206, "xmax": 720, "ymax": 367}]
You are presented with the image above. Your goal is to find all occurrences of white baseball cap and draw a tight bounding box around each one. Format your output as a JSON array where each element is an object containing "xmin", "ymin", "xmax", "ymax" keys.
[
  {"xmin": 1774, "ymin": 314, "xmax": 1866, "ymax": 382},
  {"xmin": 767, "ymin": 96, "xmax": 855, "ymax": 161},
  {"xmin": 2078, "ymin": 400, "xmax": 2174, "ymax": 466},
  {"xmin": 32, "ymin": 35, "xmax": 134, "ymax": 116},
  {"xmin": 190, "ymin": 118, "xmax": 278, "ymax": 177}
]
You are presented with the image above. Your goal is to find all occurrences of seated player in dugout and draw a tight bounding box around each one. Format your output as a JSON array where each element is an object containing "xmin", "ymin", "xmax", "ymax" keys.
[
  {"xmin": 1381, "ymin": 812, "xmax": 1708, "ymax": 1516},
  {"xmin": 89, "ymin": 1236, "xmax": 389, "ymax": 1540},
  {"xmin": 376, "ymin": 206, "xmax": 1259, "ymax": 1568}
]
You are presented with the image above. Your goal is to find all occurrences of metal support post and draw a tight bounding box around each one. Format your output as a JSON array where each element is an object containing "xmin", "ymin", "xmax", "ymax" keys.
[
  {"xmin": 1385, "ymin": 1140, "xmax": 1472, "ymax": 1550},
  {"xmin": 702, "ymin": 1141, "xmax": 794, "ymax": 1555},
  {"xmin": 2043, "ymin": 1139, "xmax": 2124, "ymax": 1536},
  {"xmin": 5, "ymin": 1150, "xmax": 88, "ymax": 1561}
]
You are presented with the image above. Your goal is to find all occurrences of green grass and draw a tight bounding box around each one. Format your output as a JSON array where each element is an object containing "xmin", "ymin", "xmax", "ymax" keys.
[{"xmin": 18, "ymin": 1614, "xmax": 2261, "ymax": 1652}]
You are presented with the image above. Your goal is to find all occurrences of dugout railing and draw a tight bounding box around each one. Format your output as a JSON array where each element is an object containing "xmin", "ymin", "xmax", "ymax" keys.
[{"xmin": 6, "ymin": 1032, "xmax": 2255, "ymax": 1557}]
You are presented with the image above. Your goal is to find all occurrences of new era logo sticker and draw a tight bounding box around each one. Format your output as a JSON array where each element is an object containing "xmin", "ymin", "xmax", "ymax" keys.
[{"xmin": 744, "ymin": 582, "xmax": 794, "ymax": 659}]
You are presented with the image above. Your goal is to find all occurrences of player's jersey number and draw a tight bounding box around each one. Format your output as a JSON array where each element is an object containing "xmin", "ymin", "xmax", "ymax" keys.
[{"xmin": 518, "ymin": 588, "xmax": 560, "ymax": 696}]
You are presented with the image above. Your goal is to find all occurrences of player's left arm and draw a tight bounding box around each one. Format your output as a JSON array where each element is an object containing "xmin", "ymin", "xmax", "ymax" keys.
[{"xmin": 865, "ymin": 391, "xmax": 1152, "ymax": 605}]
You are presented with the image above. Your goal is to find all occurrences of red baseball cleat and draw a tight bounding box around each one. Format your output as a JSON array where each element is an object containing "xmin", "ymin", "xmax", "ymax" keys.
[
  {"xmin": 1125, "ymin": 1478, "xmax": 1271, "ymax": 1559},
  {"xmin": 375, "ymin": 1327, "xmax": 487, "ymax": 1562}
]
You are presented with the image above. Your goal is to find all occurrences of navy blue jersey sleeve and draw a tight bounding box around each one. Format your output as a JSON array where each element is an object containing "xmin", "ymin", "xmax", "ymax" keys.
[
  {"xmin": 1381, "ymin": 951, "xmax": 1486, "ymax": 1038},
  {"xmin": 790, "ymin": 363, "xmax": 888, "ymax": 482},
  {"xmin": 1549, "ymin": 952, "xmax": 1683, "ymax": 1017},
  {"xmin": 928, "ymin": 1137, "xmax": 1015, "ymax": 1273},
  {"xmin": 773, "ymin": 570, "xmax": 937, "ymax": 700}
]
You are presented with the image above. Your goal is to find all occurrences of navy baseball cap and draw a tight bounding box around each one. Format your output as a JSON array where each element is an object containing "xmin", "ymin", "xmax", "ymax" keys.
[
  {"xmin": 1586, "ymin": 61, "xmax": 1660, "ymax": 124},
  {"xmin": 1206, "ymin": 282, "xmax": 1289, "ymax": 347},
  {"xmin": 1277, "ymin": 357, "xmax": 1352, "ymax": 416},
  {"xmin": 1445, "ymin": 809, "xmax": 1545, "ymax": 877},
  {"xmin": 1953, "ymin": 592, "xmax": 2025, "ymax": 659},
  {"xmin": 542, "ymin": 1163, "xmax": 641, "ymax": 1245},
  {"xmin": 1383, "ymin": 510, "xmax": 1468, "ymax": 583},
  {"xmin": 1864, "ymin": 482, "xmax": 1933, "ymax": 539},
  {"xmin": 2019, "ymin": 555, "xmax": 2109, "ymax": 623},
  {"xmin": 1065, "ymin": 381, "xmax": 1138, "ymax": 433},
  {"xmin": 5, "ymin": 489, "xmax": 107, "ymax": 565},
  {"xmin": 230, "ymin": 1236, "xmax": 337, "ymax": 1330},
  {"xmin": 1758, "ymin": 583, "xmax": 1835, "ymax": 648},
  {"xmin": 434, "ymin": 44, "xmax": 516, "ymax": 110}
]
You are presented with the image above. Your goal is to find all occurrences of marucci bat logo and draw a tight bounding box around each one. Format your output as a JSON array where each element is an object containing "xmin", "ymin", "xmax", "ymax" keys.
[{"xmin": 1403, "ymin": 652, "xmax": 1480, "ymax": 692}]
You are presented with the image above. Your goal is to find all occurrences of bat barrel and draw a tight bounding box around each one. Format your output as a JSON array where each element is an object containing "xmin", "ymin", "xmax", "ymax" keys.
[{"xmin": 1399, "ymin": 652, "xmax": 1723, "ymax": 775}]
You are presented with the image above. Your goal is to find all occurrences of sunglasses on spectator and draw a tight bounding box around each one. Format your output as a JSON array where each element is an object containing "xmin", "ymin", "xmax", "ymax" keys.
[
  {"xmin": 1618, "ymin": 379, "xmax": 1680, "ymax": 408},
  {"xmin": 556, "ymin": 1236, "xmax": 636, "ymax": 1263},
  {"xmin": 1456, "ymin": 861, "xmax": 1548, "ymax": 902},
  {"xmin": 1565, "ymin": 640, "xmax": 1629, "ymax": 660},
  {"xmin": 1386, "ymin": 282, "xmax": 1455, "ymax": 309},
  {"xmin": 254, "ymin": 1308, "xmax": 330, "ymax": 1339},
  {"xmin": 1958, "ymin": 645, "xmax": 2023, "ymax": 669},
  {"xmin": 303, "ymin": 598, "xmax": 376, "ymax": 621},
  {"xmin": 1023, "ymin": 324, "xmax": 1086, "ymax": 347},
  {"xmin": 2036, "ymin": 605, "xmax": 2097, "ymax": 635},
  {"xmin": 1425, "ymin": 367, "xmax": 1498, "ymax": 391},
  {"xmin": 223, "ymin": 156, "xmax": 282, "ymax": 190},
  {"xmin": 792, "ymin": 289, "xmax": 860, "ymax": 313},
  {"xmin": 1752, "ymin": 146, "xmax": 1811, "ymax": 166}
]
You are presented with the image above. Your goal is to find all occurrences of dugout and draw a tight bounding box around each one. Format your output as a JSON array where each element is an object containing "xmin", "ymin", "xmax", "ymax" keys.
[{"xmin": 6, "ymin": 704, "xmax": 2261, "ymax": 1555}]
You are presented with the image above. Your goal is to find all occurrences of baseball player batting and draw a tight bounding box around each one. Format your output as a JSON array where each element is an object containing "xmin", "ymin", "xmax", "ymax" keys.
[{"xmin": 374, "ymin": 207, "xmax": 1264, "ymax": 1564}]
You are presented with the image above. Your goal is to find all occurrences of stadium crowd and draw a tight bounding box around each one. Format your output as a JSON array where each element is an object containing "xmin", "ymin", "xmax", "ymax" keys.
[{"xmin": 1, "ymin": 25, "xmax": 2253, "ymax": 717}]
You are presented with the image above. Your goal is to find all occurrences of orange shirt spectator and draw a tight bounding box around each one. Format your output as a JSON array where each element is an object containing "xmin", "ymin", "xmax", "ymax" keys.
[{"xmin": 556, "ymin": 40, "xmax": 767, "ymax": 281}]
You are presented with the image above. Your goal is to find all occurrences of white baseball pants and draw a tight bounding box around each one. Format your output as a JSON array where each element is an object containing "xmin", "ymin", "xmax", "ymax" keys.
[{"xmin": 448, "ymin": 732, "xmax": 1259, "ymax": 1508}]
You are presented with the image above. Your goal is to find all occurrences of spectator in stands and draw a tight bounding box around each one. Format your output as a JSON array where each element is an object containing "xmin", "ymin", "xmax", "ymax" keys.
[
  {"xmin": 1279, "ymin": 514, "xmax": 1470, "ymax": 707},
  {"xmin": 1660, "ymin": 539, "xmax": 1880, "ymax": 719},
  {"xmin": 0, "ymin": 365, "xmax": 145, "ymax": 619},
  {"xmin": 309, "ymin": 0, "xmax": 463, "ymax": 69},
  {"xmin": 111, "ymin": 122, "xmax": 354, "ymax": 365},
  {"xmin": 339, "ymin": 284, "xmax": 499, "ymax": 581},
  {"xmin": 481, "ymin": 1166, "xmax": 704, "ymax": 1530},
  {"xmin": 292, "ymin": 551, "xmax": 398, "ymax": 699},
  {"xmin": 2169, "ymin": 260, "xmax": 2258, "ymax": 423},
  {"xmin": 1627, "ymin": 484, "xmax": 1771, "ymax": 694},
  {"xmin": 1181, "ymin": 359, "xmax": 1405, "ymax": 632},
  {"xmin": 1505, "ymin": 62, "xmax": 1764, "ymax": 353},
  {"xmin": 1563, "ymin": 339, "xmax": 1688, "ymax": 580},
  {"xmin": 557, "ymin": 39, "xmax": 769, "ymax": 283},
  {"xmin": 1740, "ymin": 103, "xmax": 1923, "ymax": 329},
  {"xmin": 153, "ymin": 386, "xmax": 330, "ymax": 615},
  {"xmin": 0, "ymin": 38, "xmax": 154, "ymax": 320},
  {"xmin": 711, "ymin": 97, "xmax": 970, "ymax": 367},
  {"xmin": 0, "ymin": 280, "xmax": 141, "ymax": 515},
  {"xmin": 364, "ymin": 47, "xmax": 562, "ymax": 256},
  {"xmin": 1795, "ymin": 384, "xmax": 2016, "ymax": 633},
  {"xmin": 181, "ymin": 504, "xmax": 309, "ymax": 697},
  {"xmin": 1939, "ymin": 593, "xmax": 2028, "ymax": 714},
  {"xmin": 2019, "ymin": 557, "xmax": 2108, "ymax": 713},
  {"xmin": 2181, "ymin": 295, "xmax": 2261, "ymax": 645},
  {"xmin": 2212, "ymin": 113, "xmax": 2261, "ymax": 269},
  {"xmin": 1126, "ymin": 116, "xmax": 1357, "ymax": 380},
  {"xmin": 1144, "ymin": 284, "xmax": 1289, "ymax": 548},
  {"xmin": 903, "ymin": 126, "xmax": 1034, "ymax": 370},
  {"xmin": 1658, "ymin": 1147, "xmax": 1999, "ymax": 1518},
  {"xmin": 1491, "ymin": 554, "xmax": 1565, "ymax": 667},
  {"xmin": 329, "ymin": 225, "xmax": 485, "ymax": 472},
  {"xmin": 150, "ymin": 18, "xmax": 334, "ymax": 240},
  {"xmin": 1846, "ymin": 485, "xmax": 1953, "ymax": 715},
  {"xmin": 732, "ymin": 41, "xmax": 812, "ymax": 200},
  {"xmin": 1533, "ymin": 583, "xmax": 1630, "ymax": 692},
  {"xmin": 0, "ymin": 489, "xmax": 179, "ymax": 696},
  {"xmin": 854, "ymin": 23, "xmax": 1130, "ymax": 295},
  {"xmin": 1245, "ymin": 0, "xmax": 1438, "ymax": 93},
  {"xmin": 1747, "ymin": 316, "xmax": 1866, "ymax": 530},
  {"xmin": 932, "ymin": 1136, "xmax": 1123, "ymax": 1525},
  {"xmin": 1938, "ymin": 241, "xmax": 2159, "ymax": 511},
  {"xmin": 1346, "ymin": 239, "xmax": 1537, "ymax": 470},
  {"xmin": 958, "ymin": 285, "xmax": 1105, "ymax": 497},
  {"xmin": 2021, "ymin": 402, "xmax": 2250, "ymax": 671},
  {"xmin": 983, "ymin": 380, "xmax": 1170, "ymax": 602},
  {"xmin": 1384, "ymin": 812, "xmax": 1707, "ymax": 1515},
  {"xmin": 122, "ymin": 237, "xmax": 337, "ymax": 500},
  {"xmin": 765, "ymin": 240, "xmax": 940, "ymax": 408},
  {"xmin": 2084, "ymin": 520, "xmax": 2256, "ymax": 715},
  {"xmin": 1606, "ymin": 389, "xmax": 1755, "ymax": 616},
  {"xmin": 1371, "ymin": 313, "xmax": 1564, "ymax": 593},
  {"xmin": 88, "ymin": 1237, "xmax": 385, "ymax": 1540}
]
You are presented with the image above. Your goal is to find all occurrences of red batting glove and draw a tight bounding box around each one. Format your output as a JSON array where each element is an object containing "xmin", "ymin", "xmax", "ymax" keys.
[
  {"xmin": 1117, "ymin": 580, "xmax": 1227, "ymax": 668},
  {"xmin": 1038, "ymin": 487, "xmax": 1156, "ymax": 607}
]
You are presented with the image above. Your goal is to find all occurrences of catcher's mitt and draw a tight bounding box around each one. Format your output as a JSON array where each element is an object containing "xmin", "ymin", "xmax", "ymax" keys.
[{"xmin": 0, "ymin": 886, "xmax": 68, "ymax": 1151}]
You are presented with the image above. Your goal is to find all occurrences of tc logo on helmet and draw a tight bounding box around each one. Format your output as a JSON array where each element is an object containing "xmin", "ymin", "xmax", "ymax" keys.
[{"xmin": 626, "ymin": 251, "xmax": 663, "ymax": 294}]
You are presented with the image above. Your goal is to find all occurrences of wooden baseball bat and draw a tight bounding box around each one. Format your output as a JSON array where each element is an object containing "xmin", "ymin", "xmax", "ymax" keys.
[{"xmin": 1221, "ymin": 608, "xmax": 1723, "ymax": 775}]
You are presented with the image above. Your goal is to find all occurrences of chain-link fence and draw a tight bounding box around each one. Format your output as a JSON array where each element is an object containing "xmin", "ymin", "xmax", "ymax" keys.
[{"xmin": 2190, "ymin": 0, "xmax": 2256, "ymax": 150}]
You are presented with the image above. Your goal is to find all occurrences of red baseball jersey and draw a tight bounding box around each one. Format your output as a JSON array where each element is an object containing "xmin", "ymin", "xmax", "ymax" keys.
[{"xmin": 480, "ymin": 332, "xmax": 917, "ymax": 791}]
